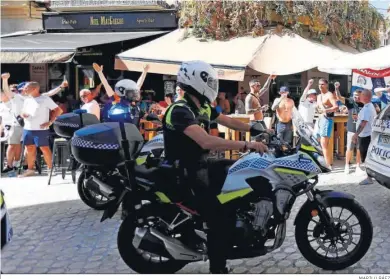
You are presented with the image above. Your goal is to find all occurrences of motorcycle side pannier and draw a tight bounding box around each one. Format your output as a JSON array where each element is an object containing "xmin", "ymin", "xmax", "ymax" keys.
[
  {"xmin": 71, "ymin": 122, "xmax": 144, "ymax": 167},
  {"xmin": 53, "ymin": 112, "xmax": 100, "ymax": 139}
]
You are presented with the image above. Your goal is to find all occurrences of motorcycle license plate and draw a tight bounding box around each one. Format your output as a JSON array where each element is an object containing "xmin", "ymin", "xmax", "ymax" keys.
[{"xmin": 379, "ymin": 134, "xmax": 390, "ymax": 147}]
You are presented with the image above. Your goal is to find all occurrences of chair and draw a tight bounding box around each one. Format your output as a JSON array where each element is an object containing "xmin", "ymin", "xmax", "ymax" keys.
[{"xmin": 47, "ymin": 138, "xmax": 71, "ymax": 185}]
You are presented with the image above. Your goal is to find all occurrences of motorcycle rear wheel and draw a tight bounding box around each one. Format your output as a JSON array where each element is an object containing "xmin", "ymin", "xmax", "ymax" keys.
[
  {"xmin": 117, "ymin": 209, "xmax": 187, "ymax": 274},
  {"xmin": 295, "ymin": 197, "xmax": 373, "ymax": 270},
  {"xmin": 77, "ymin": 170, "xmax": 110, "ymax": 210}
]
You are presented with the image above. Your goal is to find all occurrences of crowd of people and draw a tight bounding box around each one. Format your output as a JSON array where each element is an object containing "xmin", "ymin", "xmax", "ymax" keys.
[
  {"xmin": 0, "ymin": 73, "xmax": 67, "ymax": 177},
  {"xmin": 1, "ymin": 59, "xmax": 390, "ymax": 274},
  {"xmin": 1, "ymin": 63, "xmax": 390, "ymax": 182}
]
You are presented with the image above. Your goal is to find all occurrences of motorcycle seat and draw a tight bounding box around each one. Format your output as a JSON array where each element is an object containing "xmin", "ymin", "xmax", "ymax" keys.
[{"xmin": 207, "ymin": 159, "xmax": 235, "ymax": 194}]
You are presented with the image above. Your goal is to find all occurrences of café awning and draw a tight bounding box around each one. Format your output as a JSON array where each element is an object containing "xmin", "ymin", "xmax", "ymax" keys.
[
  {"xmin": 115, "ymin": 29, "xmax": 358, "ymax": 79},
  {"xmin": 1, "ymin": 31, "xmax": 166, "ymax": 63},
  {"xmin": 249, "ymin": 30, "xmax": 358, "ymax": 75},
  {"xmin": 318, "ymin": 45, "xmax": 390, "ymax": 74},
  {"xmin": 115, "ymin": 29, "xmax": 268, "ymax": 81}
]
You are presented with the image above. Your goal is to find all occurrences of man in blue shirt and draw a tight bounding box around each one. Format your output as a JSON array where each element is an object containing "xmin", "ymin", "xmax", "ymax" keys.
[{"xmin": 374, "ymin": 81, "xmax": 390, "ymax": 109}]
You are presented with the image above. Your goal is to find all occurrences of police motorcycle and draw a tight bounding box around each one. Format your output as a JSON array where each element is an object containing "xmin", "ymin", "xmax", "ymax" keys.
[
  {"xmin": 74, "ymin": 112, "xmax": 164, "ymax": 210},
  {"xmin": 52, "ymin": 109, "xmax": 100, "ymax": 184},
  {"xmin": 70, "ymin": 107, "xmax": 373, "ymax": 273},
  {"xmin": 54, "ymin": 109, "xmax": 164, "ymax": 210}
]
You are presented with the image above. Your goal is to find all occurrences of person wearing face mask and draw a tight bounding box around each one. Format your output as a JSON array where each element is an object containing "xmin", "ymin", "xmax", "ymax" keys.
[
  {"xmin": 298, "ymin": 79, "xmax": 318, "ymax": 129},
  {"xmin": 271, "ymin": 86, "xmax": 295, "ymax": 145},
  {"xmin": 93, "ymin": 63, "xmax": 149, "ymax": 126}
]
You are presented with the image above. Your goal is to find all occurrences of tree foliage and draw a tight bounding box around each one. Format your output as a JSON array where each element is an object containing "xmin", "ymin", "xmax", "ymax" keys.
[{"xmin": 178, "ymin": 0, "xmax": 384, "ymax": 50}]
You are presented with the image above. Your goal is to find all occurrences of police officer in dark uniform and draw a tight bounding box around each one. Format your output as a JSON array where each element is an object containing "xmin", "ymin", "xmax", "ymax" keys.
[{"xmin": 162, "ymin": 61, "xmax": 268, "ymax": 273}]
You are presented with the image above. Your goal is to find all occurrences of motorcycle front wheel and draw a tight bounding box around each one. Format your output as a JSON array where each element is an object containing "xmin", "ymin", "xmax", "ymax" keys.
[
  {"xmin": 295, "ymin": 197, "xmax": 373, "ymax": 270},
  {"xmin": 77, "ymin": 170, "xmax": 110, "ymax": 210},
  {"xmin": 117, "ymin": 207, "xmax": 187, "ymax": 274}
]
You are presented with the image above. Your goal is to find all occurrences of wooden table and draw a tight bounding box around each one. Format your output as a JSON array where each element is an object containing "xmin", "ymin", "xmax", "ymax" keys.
[
  {"xmin": 140, "ymin": 119, "xmax": 157, "ymax": 141},
  {"xmin": 329, "ymin": 114, "xmax": 348, "ymax": 164},
  {"xmin": 139, "ymin": 114, "xmax": 163, "ymax": 141},
  {"xmin": 218, "ymin": 114, "xmax": 251, "ymax": 160}
]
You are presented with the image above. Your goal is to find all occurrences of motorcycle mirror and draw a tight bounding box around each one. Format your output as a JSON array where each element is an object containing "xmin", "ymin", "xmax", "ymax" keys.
[
  {"xmin": 250, "ymin": 122, "xmax": 266, "ymax": 136},
  {"xmin": 146, "ymin": 113, "xmax": 160, "ymax": 122}
]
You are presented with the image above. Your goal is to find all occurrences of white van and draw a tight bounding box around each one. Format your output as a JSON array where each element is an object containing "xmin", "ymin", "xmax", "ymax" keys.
[{"xmin": 366, "ymin": 105, "xmax": 390, "ymax": 189}]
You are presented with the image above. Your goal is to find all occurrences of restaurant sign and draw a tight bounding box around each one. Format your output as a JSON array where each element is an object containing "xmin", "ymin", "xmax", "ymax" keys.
[{"xmin": 43, "ymin": 11, "xmax": 177, "ymax": 31}]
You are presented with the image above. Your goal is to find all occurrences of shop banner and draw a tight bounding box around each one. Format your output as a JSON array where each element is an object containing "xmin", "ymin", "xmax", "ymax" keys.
[
  {"xmin": 43, "ymin": 11, "xmax": 177, "ymax": 31},
  {"xmin": 351, "ymin": 68, "xmax": 390, "ymax": 105}
]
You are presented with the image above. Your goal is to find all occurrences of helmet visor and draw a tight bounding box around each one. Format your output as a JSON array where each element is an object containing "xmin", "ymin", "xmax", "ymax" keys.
[
  {"xmin": 207, "ymin": 76, "xmax": 218, "ymax": 94},
  {"xmin": 115, "ymin": 86, "xmax": 140, "ymax": 101}
]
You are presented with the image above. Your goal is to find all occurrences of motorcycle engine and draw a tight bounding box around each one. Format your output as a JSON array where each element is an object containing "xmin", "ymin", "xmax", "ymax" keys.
[
  {"xmin": 251, "ymin": 199, "xmax": 274, "ymax": 237},
  {"xmin": 235, "ymin": 213, "xmax": 253, "ymax": 240}
]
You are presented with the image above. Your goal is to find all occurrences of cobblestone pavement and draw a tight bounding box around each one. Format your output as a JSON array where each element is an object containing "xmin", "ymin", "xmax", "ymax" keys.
[{"xmin": 1, "ymin": 163, "xmax": 390, "ymax": 274}]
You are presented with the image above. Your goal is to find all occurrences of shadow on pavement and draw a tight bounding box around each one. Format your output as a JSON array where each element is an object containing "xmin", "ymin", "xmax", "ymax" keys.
[{"xmin": 1, "ymin": 182, "xmax": 390, "ymax": 274}]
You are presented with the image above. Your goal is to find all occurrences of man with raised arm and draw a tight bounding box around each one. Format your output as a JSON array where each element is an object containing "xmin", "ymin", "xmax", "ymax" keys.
[{"xmin": 245, "ymin": 74, "xmax": 276, "ymax": 127}]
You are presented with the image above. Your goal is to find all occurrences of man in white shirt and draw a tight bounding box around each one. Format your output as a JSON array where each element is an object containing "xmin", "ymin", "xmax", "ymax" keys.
[
  {"xmin": 233, "ymin": 90, "xmax": 246, "ymax": 114},
  {"xmin": 352, "ymin": 89, "xmax": 377, "ymax": 185},
  {"xmin": 2, "ymin": 73, "xmax": 68, "ymax": 173},
  {"xmin": 19, "ymin": 82, "xmax": 63, "ymax": 177},
  {"xmin": 298, "ymin": 79, "xmax": 317, "ymax": 128},
  {"xmin": 80, "ymin": 89, "xmax": 101, "ymax": 120},
  {"xmin": 0, "ymin": 91, "xmax": 24, "ymax": 173},
  {"xmin": 1, "ymin": 73, "xmax": 25, "ymax": 172}
]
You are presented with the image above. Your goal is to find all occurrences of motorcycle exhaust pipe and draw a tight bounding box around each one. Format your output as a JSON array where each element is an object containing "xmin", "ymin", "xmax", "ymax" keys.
[
  {"xmin": 132, "ymin": 228, "xmax": 204, "ymax": 262},
  {"xmin": 86, "ymin": 175, "xmax": 115, "ymax": 198}
]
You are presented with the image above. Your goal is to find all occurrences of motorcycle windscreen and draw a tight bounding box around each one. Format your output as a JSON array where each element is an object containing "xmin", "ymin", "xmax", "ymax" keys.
[
  {"xmin": 292, "ymin": 107, "xmax": 323, "ymax": 154},
  {"xmin": 53, "ymin": 112, "xmax": 100, "ymax": 138},
  {"xmin": 71, "ymin": 122, "xmax": 144, "ymax": 167}
]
